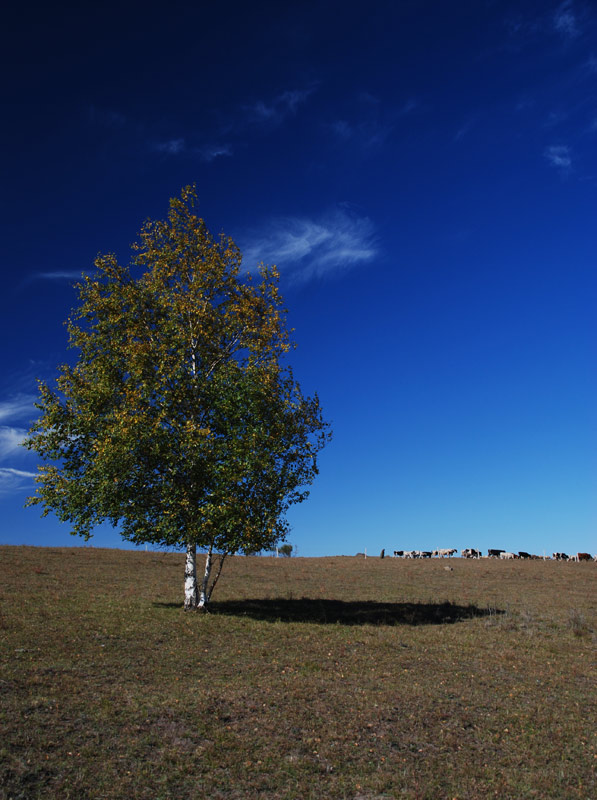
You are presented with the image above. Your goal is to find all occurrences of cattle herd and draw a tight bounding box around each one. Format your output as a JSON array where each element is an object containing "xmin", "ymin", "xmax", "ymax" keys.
[{"xmin": 392, "ymin": 549, "xmax": 596, "ymax": 561}]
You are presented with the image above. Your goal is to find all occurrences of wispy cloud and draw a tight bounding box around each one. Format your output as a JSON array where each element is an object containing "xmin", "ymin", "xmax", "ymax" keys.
[
  {"xmin": 505, "ymin": 1, "xmax": 588, "ymax": 44},
  {"xmin": 553, "ymin": 1, "xmax": 580, "ymax": 39},
  {"xmin": 198, "ymin": 143, "xmax": 233, "ymax": 162},
  {"xmin": 154, "ymin": 138, "xmax": 186, "ymax": 155},
  {"xmin": 0, "ymin": 392, "xmax": 38, "ymax": 495},
  {"xmin": 327, "ymin": 97, "xmax": 417, "ymax": 152},
  {"xmin": 0, "ymin": 395, "xmax": 36, "ymax": 424},
  {"xmin": 545, "ymin": 108, "xmax": 569, "ymax": 127},
  {"xmin": 92, "ymin": 86, "xmax": 314, "ymax": 166},
  {"xmin": 33, "ymin": 271, "xmax": 82, "ymax": 282},
  {"xmin": 243, "ymin": 87, "xmax": 316, "ymax": 127},
  {"xmin": 328, "ymin": 119, "xmax": 392, "ymax": 150},
  {"xmin": 454, "ymin": 119, "xmax": 475, "ymax": 142},
  {"xmin": 0, "ymin": 467, "xmax": 36, "ymax": 478},
  {"xmin": 241, "ymin": 207, "xmax": 378, "ymax": 283},
  {"xmin": 153, "ymin": 138, "xmax": 233, "ymax": 162},
  {"xmin": 544, "ymin": 144, "xmax": 573, "ymax": 169},
  {"xmin": 17, "ymin": 270, "xmax": 83, "ymax": 292},
  {"xmin": 0, "ymin": 467, "xmax": 36, "ymax": 496},
  {"xmin": 0, "ymin": 426, "xmax": 28, "ymax": 460}
]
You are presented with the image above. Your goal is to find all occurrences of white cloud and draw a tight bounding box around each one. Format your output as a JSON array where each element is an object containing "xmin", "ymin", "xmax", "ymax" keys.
[
  {"xmin": 0, "ymin": 467, "xmax": 36, "ymax": 477},
  {"xmin": 328, "ymin": 118, "xmax": 393, "ymax": 150},
  {"xmin": 327, "ymin": 97, "xmax": 417, "ymax": 152},
  {"xmin": 516, "ymin": 97, "xmax": 536, "ymax": 112},
  {"xmin": 280, "ymin": 89, "xmax": 313, "ymax": 114},
  {"xmin": 243, "ymin": 86, "xmax": 316, "ymax": 127},
  {"xmin": 544, "ymin": 144, "xmax": 572, "ymax": 168},
  {"xmin": 0, "ymin": 427, "xmax": 28, "ymax": 460},
  {"xmin": 17, "ymin": 270, "xmax": 83, "ymax": 292},
  {"xmin": 0, "ymin": 395, "xmax": 36, "ymax": 423},
  {"xmin": 197, "ymin": 143, "xmax": 233, "ymax": 162},
  {"xmin": 454, "ymin": 119, "xmax": 474, "ymax": 142},
  {"xmin": 153, "ymin": 138, "xmax": 232, "ymax": 162},
  {"xmin": 32, "ymin": 271, "xmax": 82, "ymax": 282},
  {"xmin": 553, "ymin": 1, "xmax": 580, "ymax": 38},
  {"xmin": 155, "ymin": 138, "xmax": 186, "ymax": 155},
  {"xmin": 358, "ymin": 91, "xmax": 381, "ymax": 105},
  {"xmin": 400, "ymin": 99, "xmax": 419, "ymax": 115},
  {"xmin": 151, "ymin": 86, "xmax": 315, "ymax": 163},
  {"xmin": 506, "ymin": 3, "xmax": 586, "ymax": 44},
  {"xmin": 241, "ymin": 207, "xmax": 378, "ymax": 283},
  {"xmin": 329, "ymin": 120, "xmax": 353, "ymax": 140},
  {"xmin": 0, "ymin": 467, "xmax": 36, "ymax": 496},
  {"xmin": 545, "ymin": 109, "xmax": 568, "ymax": 127},
  {"xmin": 0, "ymin": 402, "xmax": 37, "ymax": 494}
]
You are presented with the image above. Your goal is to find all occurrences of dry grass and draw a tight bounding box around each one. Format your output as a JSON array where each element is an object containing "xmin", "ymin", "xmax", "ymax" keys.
[{"xmin": 1, "ymin": 547, "xmax": 595, "ymax": 799}]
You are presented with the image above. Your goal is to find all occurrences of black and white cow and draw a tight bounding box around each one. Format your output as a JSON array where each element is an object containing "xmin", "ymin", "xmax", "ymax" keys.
[{"xmin": 461, "ymin": 548, "xmax": 481, "ymax": 558}]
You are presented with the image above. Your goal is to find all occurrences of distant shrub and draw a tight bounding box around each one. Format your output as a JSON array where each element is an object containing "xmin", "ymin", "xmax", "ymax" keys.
[{"xmin": 568, "ymin": 609, "xmax": 592, "ymax": 638}]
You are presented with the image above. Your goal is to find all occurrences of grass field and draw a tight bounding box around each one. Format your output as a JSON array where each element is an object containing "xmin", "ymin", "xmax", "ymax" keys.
[{"xmin": 1, "ymin": 546, "xmax": 595, "ymax": 799}]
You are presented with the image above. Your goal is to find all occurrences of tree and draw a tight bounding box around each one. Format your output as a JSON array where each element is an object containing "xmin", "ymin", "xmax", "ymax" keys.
[
  {"xmin": 278, "ymin": 544, "xmax": 293, "ymax": 557},
  {"xmin": 26, "ymin": 187, "xmax": 331, "ymax": 609}
]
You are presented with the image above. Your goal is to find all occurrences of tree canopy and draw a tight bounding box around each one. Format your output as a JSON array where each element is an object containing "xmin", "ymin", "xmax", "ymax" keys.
[{"xmin": 26, "ymin": 187, "xmax": 331, "ymax": 608}]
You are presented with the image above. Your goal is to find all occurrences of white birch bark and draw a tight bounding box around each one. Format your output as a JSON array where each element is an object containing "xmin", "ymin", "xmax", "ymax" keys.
[
  {"xmin": 184, "ymin": 542, "xmax": 198, "ymax": 610},
  {"xmin": 198, "ymin": 549, "xmax": 212, "ymax": 608}
]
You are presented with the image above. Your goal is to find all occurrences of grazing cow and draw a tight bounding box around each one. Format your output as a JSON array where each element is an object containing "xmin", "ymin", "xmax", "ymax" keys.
[
  {"xmin": 433, "ymin": 548, "xmax": 457, "ymax": 558},
  {"xmin": 488, "ymin": 549, "xmax": 505, "ymax": 558},
  {"xmin": 518, "ymin": 551, "xmax": 532, "ymax": 559},
  {"xmin": 577, "ymin": 552, "xmax": 592, "ymax": 562},
  {"xmin": 393, "ymin": 550, "xmax": 404, "ymax": 557},
  {"xmin": 500, "ymin": 552, "xmax": 517, "ymax": 559},
  {"xmin": 420, "ymin": 551, "xmax": 432, "ymax": 558},
  {"xmin": 553, "ymin": 552, "xmax": 569, "ymax": 561},
  {"xmin": 461, "ymin": 548, "xmax": 481, "ymax": 559}
]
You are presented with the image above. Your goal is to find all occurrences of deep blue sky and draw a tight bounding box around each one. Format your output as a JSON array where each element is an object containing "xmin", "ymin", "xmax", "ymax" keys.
[{"xmin": 2, "ymin": 0, "xmax": 595, "ymax": 557}]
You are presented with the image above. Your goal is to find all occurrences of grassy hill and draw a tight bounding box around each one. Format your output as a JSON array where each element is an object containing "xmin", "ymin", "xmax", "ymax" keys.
[{"xmin": 1, "ymin": 547, "xmax": 595, "ymax": 799}]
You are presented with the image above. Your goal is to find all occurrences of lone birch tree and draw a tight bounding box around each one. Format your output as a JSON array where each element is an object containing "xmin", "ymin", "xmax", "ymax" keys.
[{"xmin": 26, "ymin": 187, "xmax": 330, "ymax": 609}]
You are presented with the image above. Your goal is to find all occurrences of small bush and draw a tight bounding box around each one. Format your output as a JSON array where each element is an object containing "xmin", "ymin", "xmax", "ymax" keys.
[{"xmin": 568, "ymin": 609, "xmax": 592, "ymax": 638}]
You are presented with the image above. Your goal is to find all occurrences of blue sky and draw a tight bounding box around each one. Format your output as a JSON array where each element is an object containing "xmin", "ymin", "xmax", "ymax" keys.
[{"xmin": 1, "ymin": 0, "xmax": 595, "ymax": 557}]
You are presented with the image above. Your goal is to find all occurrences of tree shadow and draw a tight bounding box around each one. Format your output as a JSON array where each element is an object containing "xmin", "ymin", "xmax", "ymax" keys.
[{"xmin": 206, "ymin": 597, "xmax": 502, "ymax": 626}]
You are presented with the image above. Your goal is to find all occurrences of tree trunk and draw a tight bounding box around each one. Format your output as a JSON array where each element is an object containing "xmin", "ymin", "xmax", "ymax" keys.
[
  {"xmin": 198, "ymin": 549, "xmax": 212, "ymax": 609},
  {"xmin": 184, "ymin": 542, "xmax": 198, "ymax": 610}
]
